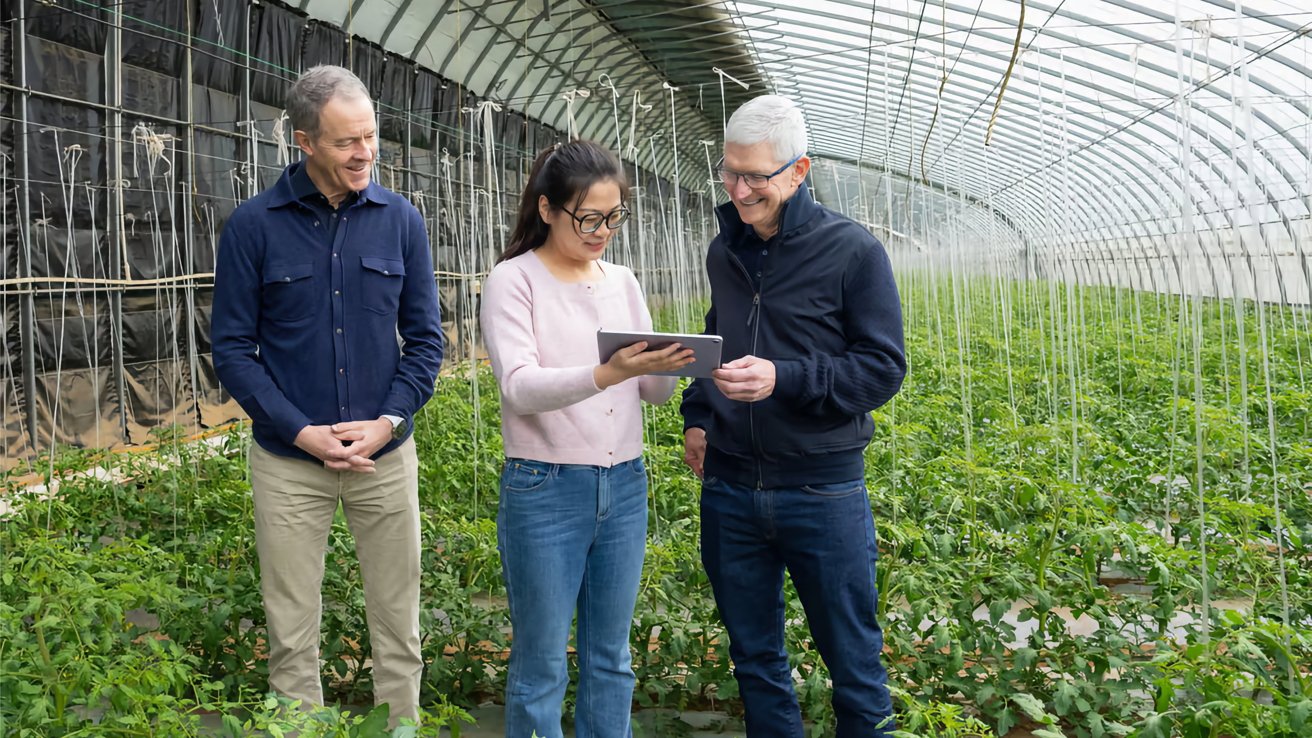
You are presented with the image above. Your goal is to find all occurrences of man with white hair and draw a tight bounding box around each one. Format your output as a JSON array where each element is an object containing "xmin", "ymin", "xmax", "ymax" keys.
[
  {"xmin": 681, "ymin": 94, "xmax": 906, "ymax": 737},
  {"xmin": 212, "ymin": 65, "xmax": 443, "ymax": 726}
]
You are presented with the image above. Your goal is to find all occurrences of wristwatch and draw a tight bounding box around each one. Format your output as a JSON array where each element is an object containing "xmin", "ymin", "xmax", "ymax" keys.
[{"xmin": 382, "ymin": 414, "xmax": 409, "ymax": 440}]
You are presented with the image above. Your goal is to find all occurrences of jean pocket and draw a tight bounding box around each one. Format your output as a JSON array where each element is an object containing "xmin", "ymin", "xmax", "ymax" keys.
[
  {"xmin": 502, "ymin": 459, "xmax": 556, "ymax": 493},
  {"xmin": 800, "ymin": 479, "xmax": 865, "ymax": 497},
  {"xmin": 700, "ymin": 475, "xmax": 720, "ymax": 490},
  {"xmin": 361, "ymin": 256, "xmax": 405, "ymax": 315}
]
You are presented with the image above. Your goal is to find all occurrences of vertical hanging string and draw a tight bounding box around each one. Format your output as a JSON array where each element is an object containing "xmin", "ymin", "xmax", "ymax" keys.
[
  {"xmin": 49, "ymin": 136, "xmax": 82, "ymax": 462},
  {"xmin": 475, "ymin": 99, "xmax": 503, "ymax": 268},
  {"xmin": 1175, "ymin": 0, "xmax": 1210, "ymax": 646},
  {"xmin": 271, "ymin": 110, "xmax": 291, "ymax": 167},
  {"xmin": 1059, "ymin": 51, "xmax": 1079, "ymax": 489},
  {"xmin": 458, "ymin": 100, "xmax": 490, "ymax": 518},
  {"xmin": 1235, "ymin": 0, "xmax": 1295, "ymax": 690},
  {"xmin": 561, "ymin": 88, "xmax": 590, "ymax": 140},
  {"xmin": 1130, "ymin": 44, "xmax": 1142, "ymax": 102},
  {"xmin": 700, "ymin": 140, "xmax": 717, "ymax": 193},
  {"xmin": 598, "ymin": 74, "xmax": 622, "ymax": 151},
  {"xmin": 711, "ymin": 67, "xmax": 749, "ymax": 136},
  {"xmin": 626, "ymin": 92, "xmax": 653, "ymax": 296},
  {"xmin": 662, "ymin": 82, "xmax": 688, "ymax": 330},
  {"xmin": 598, "ymin": 74, "xmax": 632, "ymax": 258}
]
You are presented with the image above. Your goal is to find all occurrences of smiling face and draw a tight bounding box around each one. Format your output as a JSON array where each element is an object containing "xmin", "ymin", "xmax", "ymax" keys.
[
  {"xmin": 722, "ymin": 141, "xmax": 809, "ymax": 240},
  {"xmin": 539, "ymin": 178, "xmax": 624, "ymax": 265},
  {"xmin": 295, "ymin": 93, "xmax": 377, "ymax": 207}
]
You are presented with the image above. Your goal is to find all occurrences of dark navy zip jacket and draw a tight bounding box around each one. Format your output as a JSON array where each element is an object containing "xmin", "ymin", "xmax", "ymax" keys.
[
  {"xmin": 212, "ymin": 162, "xmax": 444, "ymax": 463},
  {"xmin": 680, "ymin": 182, "xmax": 906, "ymax": 488}
]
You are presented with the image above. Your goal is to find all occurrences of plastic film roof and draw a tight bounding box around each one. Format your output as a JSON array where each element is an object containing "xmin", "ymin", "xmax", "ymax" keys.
[{"xmin": 296, "ymin": 0, "xmax": 1312, "ymax": 244}]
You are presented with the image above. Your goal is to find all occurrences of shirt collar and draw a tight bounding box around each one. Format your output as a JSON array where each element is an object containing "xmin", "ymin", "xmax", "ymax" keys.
[{"xmin": 266, "ymin": 161, "xmax": 388, "ymax": 209}]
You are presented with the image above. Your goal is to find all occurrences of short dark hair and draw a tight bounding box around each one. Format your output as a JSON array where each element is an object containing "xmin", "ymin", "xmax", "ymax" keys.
[{"xmin": 500, "ymin": 140, "xmax": 629, "ymax": 263}]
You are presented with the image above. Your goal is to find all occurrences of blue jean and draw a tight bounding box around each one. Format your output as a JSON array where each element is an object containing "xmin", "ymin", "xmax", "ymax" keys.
[
  {"xmin": 700, "ymin": 476, "xmax": 895, "ymax": 738},
  {"xmin": 497, "ymin": 457, "xmax": 648, "ymax": 738}
]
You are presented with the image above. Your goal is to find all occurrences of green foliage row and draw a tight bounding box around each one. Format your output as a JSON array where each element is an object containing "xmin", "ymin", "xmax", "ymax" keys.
[{"xmin": 3, "ymin": 276, "xmax": 1311, "ymax": 736}]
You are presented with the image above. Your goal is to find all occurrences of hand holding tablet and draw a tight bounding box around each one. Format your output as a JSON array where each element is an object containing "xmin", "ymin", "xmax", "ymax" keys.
[{"xmin": 597, "ymin": 330, "xmax": 724, "ymax": 378}]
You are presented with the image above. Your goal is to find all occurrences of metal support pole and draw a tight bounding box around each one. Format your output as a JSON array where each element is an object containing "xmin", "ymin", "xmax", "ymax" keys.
[
  {"xmin": 15, "ymin": 0, "xmax": 40, "ymax": 451},
  {"xmin": 241, "ymin": 0, "xmax": 255, "ymax": 200},
  {"xmin": 107, "ymin": 0, "xmax": 129, "ymax": 442},
  {"xmin": 183, "ymin": 0, "xmax": 202, "ymax": 431}
]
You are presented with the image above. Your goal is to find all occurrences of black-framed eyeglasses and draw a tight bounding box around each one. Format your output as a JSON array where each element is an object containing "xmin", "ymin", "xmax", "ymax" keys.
[
  {"xmin": 714, "ymin": 153, "xmax": 803, "ymax": 190},
  {"xmin": 560, "ymin": 205, "xmax": 631, "ymax": 234}
]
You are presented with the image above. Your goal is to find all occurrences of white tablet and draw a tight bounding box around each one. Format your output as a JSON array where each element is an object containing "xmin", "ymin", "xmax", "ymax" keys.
[{"xmin": 597, "ymin": 330, "xmax": 723, "ymax": 379}]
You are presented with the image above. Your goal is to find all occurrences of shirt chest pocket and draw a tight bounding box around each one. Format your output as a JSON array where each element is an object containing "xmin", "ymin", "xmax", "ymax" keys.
[
  {"xmin": 262, "ymin": 262, "xmax": 316, "ymax": 323},
  {"xmin": 360, "ymin": 257, "xmax": 406, "ymax": 315}
]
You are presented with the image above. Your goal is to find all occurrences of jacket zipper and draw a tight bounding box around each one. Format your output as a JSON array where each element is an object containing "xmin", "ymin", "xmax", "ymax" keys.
[{"xmin": 726, "ymin": 249, "xmax": 766, "ymax": 490}]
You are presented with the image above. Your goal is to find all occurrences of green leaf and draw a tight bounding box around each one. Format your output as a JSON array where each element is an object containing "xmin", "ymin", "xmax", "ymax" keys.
[
  {"xmin": 352, "ymin": 703, "xmax": 390, "ymax": 737},
  {"xmin": 221, "ymin": 714, "xmax": 244, "ymax": 738},
  {"xmin": 1011, "ymin": 692, "xmax": 1053, "ymax": 723},
  {"xmin": 1291, "ymin": 699, "xmax": 1310, "ymax": 732},
  {"xmin": 996, "ymin": 707, "xmax": 1016, "ymax": 736}
]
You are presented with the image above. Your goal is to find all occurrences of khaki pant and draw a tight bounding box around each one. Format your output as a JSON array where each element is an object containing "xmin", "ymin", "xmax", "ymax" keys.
[{"xmin": 250, "ymin": 438, "xmax": 422, "ymax": 725}]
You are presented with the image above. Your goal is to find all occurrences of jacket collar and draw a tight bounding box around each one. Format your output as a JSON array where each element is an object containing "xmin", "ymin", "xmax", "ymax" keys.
[
  {"xmin": 265, "ymin": 161, "xmax": 388, "ymax": 209},
  {"xmin": 714, "ymin": 180, "xmax": 818, "ymax": 243}
]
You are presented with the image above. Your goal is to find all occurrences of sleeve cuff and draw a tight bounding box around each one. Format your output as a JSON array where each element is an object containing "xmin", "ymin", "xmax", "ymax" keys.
[
  {"xmin": 273, "ymin": 410, "xmax": 313, "ymax": 447},
  {"xmin": 771, "ymin": 358, "xmax": 806, "ymax": 403}
]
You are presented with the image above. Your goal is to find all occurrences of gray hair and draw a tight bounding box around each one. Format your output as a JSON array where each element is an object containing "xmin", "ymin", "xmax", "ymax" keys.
[
  {"xmin": 286, "ymin": 65, "xmax": 371, "ymax": 139},
  {"xmin": 725, "ymin": 95, "xmax": 808, "ymax": 164}
]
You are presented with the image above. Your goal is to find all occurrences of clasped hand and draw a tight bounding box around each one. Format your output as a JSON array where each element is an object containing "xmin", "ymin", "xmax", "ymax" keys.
[{"xmin": 294, "ymin": 418, "xmax": 393, "ymax": 472}]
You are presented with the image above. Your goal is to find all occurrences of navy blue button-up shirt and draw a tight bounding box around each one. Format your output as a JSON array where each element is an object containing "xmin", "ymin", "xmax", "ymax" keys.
[{"xmin": 212, "ymin": 161, "xmax": 444, "ymax": 462}]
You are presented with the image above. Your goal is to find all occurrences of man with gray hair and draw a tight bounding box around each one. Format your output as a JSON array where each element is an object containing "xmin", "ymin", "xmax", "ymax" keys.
[
  {"xmin": 212, "ymin": 64, "xmax": 443, "ymax": 725},
  {"xmin": 681, "ymin": 94, "xmax": 906, "ymax": 736}
]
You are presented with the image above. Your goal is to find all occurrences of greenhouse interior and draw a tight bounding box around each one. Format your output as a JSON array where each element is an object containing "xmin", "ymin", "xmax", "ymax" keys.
[{"xmin": 2, "ymin": 0, "xmax": 1311, "ymax": 736}]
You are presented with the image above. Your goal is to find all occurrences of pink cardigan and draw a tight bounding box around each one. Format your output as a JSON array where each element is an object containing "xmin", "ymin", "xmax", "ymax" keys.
[{"xmin": 479, "ymin": 250, "xmax": 677, "ymax": 466}]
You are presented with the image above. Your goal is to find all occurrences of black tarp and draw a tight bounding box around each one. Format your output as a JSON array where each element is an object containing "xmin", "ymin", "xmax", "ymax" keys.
[
  {"xmin": 0, "ymin": 24, "xmax": 23, "ymax": 460},
  {"xmin": 33, "ymin": 295, "xmax": 113, "ymax": 372},
  {"xmin": 32, "ymin": 366, "xmax": 123, "ymax": 449},
  {"xmin": 121, "ymin": 121, "xmax": 183, "ymax": 281},
  {"xmin": 251, "ymin": 2, "xmax": 304, "ymax": 108},
  {"xmin": 412, "ymin": 68, "xmax": 437, "ymax": 150},
  {"xmin": 31, "ymin": 295, "xmax": 123, "ymax": 448},
  {"xmin": 119, "ymin": 292, "xmax": 194, "ymax": 443},
  {"xmin": 28, "ymin": 228, "xmax": 112, "ymax": 283},
  {"xmin": 251, "ymin": 101, "xmax": 286, "ymax": 191},
  {"xmin": 23, "ymin": 0, "xmax": 106, "ymax": 54},
  {"xmin": 302, "ymin": 20, "xmax": 346, "ymax": 69},
  {"xmin": 122, "ymin": 62, "xmax": 181, "ymax": 120},
  {"xmin": 2, "ymin": 24, "xmax": 18, "ymax": 295},
  {"xmin": 193, "ymin": 0, "xmax": 245, "ymax": 94},
  {"xmin": 379, "ymin": 54, "xmax": 413, "ymax": 143},
  {"xmin": 191, "ymin": 84, "xmax": 241, "ymax": 131},
  {"xmin": 25, "ymin": 97, "xmax": 105, "ymax": 234},
  {"xmin": 122, "ymin": 0, "xmax": 186, "ymax": 77},
  {"xmin": 0, "ymin": 296, "xmax": 32, "ymax": 462},
  {"xmin": 27, "ymin": 36, "xmax": 103, "ymax": 104},
  {"xmin": 350, "ymin": 39, "xmax": 386, "ymax": 97},
  {"xmin": 190, "ymin": 128, "xmax": 239, "ymax": 271}
]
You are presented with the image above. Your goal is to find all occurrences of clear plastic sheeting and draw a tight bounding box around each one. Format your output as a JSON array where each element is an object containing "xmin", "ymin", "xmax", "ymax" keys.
[{"xmin": 732, "ymin": 0, "xmax": 1312, "ymax": 302}]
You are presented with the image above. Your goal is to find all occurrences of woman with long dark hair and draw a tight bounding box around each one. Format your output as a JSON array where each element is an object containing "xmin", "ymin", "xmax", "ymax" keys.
[{"xmin": 479, "ymin": 140, "xmax": 692, "ymax": 738}]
